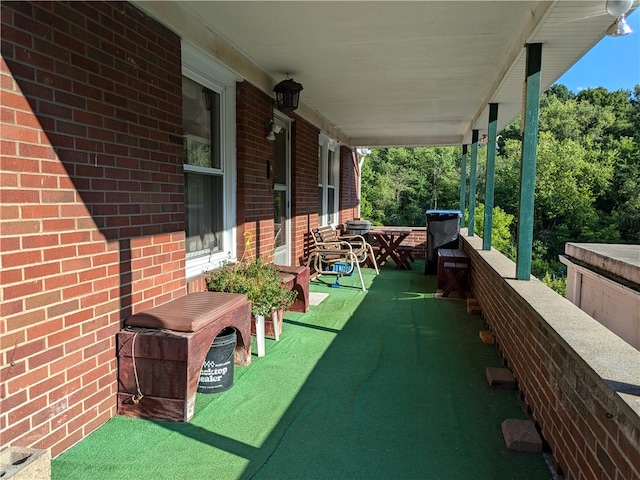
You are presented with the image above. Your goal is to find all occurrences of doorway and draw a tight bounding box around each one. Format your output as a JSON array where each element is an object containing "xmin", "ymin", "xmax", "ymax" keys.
[{"xmin": 273, "ymin": 116, "xmax": 290, "ymax": 265}]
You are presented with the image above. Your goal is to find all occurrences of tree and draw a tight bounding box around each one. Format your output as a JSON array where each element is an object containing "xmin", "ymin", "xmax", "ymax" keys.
[
  {"xmin": 360, "ymin": 84, "xmax": 640, "ymax": 290},
  {"xmin": 361, "ymin": 146, "xmax": 461, "ymax": 226}
]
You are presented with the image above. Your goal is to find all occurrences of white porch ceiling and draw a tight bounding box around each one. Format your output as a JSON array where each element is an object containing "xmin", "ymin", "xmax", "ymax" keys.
[{"xmin": 134, "ymin": 1, "xmax": 637, "ymax": 147}]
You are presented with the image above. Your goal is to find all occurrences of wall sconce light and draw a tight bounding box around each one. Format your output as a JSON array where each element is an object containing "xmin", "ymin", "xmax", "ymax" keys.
[
  {"xmin": 266, "ymin": 119, "xmax": 283, "ymax": 141},
  {"xmin": 478, "ymin": 134, "xmax": 488, "ymax": 147},
  {"xmin": 273, "ymin": 75, "xmax": 303, "ymax": 112}
]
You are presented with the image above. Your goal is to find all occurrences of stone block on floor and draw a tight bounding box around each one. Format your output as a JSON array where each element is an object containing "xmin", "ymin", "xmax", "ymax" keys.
[
  {"xmin": 479, "ymin": 330, "xmax": 495, "ymax": 344},
  {"xmin": 486, "ymin": 367, "xmax": 516, "ymax": 389},
  {"xmin": 0, "ymin": 447, "xmax": 51, "ymax": 480},
  {"xmin": 501, "ymin": 419, "xmax": 542, "ymax": 453},
  {"xmin": 466, "ymin": 298, "xmax": 482, "ymax": 315}
]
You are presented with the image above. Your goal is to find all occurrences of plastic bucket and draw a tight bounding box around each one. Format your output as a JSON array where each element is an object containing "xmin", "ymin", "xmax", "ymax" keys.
[{"xmin": 198, "ymin": 328, "xmax": 236, "ymax": 394}]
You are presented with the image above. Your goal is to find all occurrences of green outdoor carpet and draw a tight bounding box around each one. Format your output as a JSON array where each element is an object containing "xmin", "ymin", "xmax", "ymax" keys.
[{"xmin": 52, "ymin": 261, "xmax": 552, "ymax": 480}]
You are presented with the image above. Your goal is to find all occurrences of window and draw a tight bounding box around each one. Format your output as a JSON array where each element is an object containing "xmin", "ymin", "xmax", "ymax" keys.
[
  {"xmin": 318, "ymin": 134, "xmax": 339, "ymax": 226},
  {"xmin": 182, "ymin": 43, "xmax": 237, "ymax": 278},
  {"xmin": 183, "ymin": 77, "xmax": 223, "ymax": 259}
]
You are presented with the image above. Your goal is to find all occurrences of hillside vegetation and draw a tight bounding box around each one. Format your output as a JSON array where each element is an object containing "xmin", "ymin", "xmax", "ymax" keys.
[{"xmin": 361, "ymin": 85, "xmax": 640, "ymax": 293}]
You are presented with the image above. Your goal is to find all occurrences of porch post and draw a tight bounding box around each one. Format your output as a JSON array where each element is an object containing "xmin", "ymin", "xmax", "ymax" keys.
[
  {"xmin": 483, "ymin": 103, "xmax": 498, "ymax": 250},
  {"xmin": 467, "ymin": 130, "xmax": 479, "ymax": 236},
  {"xmin": 516, "ymin": 43, "xmax": 542, "ymax": 280},
  {"xmin": 459, "ymin": 144, "xmax": 468, "ymax": 228}
]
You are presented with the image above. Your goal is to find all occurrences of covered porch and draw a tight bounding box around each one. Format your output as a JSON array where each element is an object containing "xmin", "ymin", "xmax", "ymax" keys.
[
  {"xmin": 1, "ymin": 2, "xmax": 639, "ymax": 479},
  {"xmin": 50, "ymin": 234, "xmax": 640, "ymax": 479},
  {"xmin": 52, "ymin": 255, "xmax": 551, "ymax": 480}
]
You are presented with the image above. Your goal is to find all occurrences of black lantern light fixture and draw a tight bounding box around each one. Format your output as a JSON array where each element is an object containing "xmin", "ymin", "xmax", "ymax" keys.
[{"xmin": 273, "ymin": 75, "xmax": 303, "ymax": 112}]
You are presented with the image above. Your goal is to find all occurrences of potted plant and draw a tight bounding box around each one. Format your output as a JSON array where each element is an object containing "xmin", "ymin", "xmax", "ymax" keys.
[{"xmin": 206, "ymin": 257, "xmax": 297, "ymax": 356}]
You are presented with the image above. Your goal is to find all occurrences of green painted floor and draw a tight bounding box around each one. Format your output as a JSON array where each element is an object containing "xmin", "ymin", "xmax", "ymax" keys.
[{"xmin": 52, "ymin": 261, "xmax": 552, "ymax": 480}]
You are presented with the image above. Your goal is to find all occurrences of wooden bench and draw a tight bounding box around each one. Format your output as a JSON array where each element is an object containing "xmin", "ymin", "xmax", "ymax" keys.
[
  {"xmin": 117, "ymin": 292, "xmax": 251, "ymax": 422},
  {"xmin": 437, "ymin": 248, "xmax": 470, "ymax": 299},
  {"xmin": 276, "ymin": 264, "xmax": 310, "ymax": 313},
  {"xmin": 441, "ymin": 261, "xmax": 469, "ymax": 299},
  {"xmin": 437, "ymin": 248, "xmax": 470, "ymax": 289}
]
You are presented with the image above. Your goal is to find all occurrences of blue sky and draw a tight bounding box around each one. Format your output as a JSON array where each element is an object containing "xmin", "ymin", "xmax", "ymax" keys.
[{"xmin": 556, "ymin": 9, "xmax": 640, "ymax": 93}]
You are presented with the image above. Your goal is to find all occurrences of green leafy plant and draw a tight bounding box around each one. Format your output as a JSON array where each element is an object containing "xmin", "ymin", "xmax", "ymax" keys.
[{"xmin": 206, "ymin": 257, "xmax": 297, "ymax": 317}]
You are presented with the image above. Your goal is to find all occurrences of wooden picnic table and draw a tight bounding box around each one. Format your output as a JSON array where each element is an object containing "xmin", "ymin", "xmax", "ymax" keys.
[{"xmin": 369, "ymin": 229, "xmax": 413, "ymax": 270}]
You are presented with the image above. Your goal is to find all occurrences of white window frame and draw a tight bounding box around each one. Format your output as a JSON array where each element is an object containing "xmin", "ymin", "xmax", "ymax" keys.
[
  {"xmin": 182, "ymin": 41, "xmax": 239, "ymax": 278},
  {"xmin": 318, "ymin": 133, "xmax": 340, "ymax": 227}
]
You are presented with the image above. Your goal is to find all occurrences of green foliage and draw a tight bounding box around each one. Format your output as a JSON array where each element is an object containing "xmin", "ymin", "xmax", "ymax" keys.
[
  {"xmin": 540, "ymin": 272, "xmax": 567, "ymax": 296},
  {"xmin": 361, "ymin": 83, "xmax": 640, "ymax": 292},
  {"xmin": 206, "ymin": 258, "xmax": 297, "ymax": 317},
  {"xmin": 361, "ymin": 146, "xmax": 462, "ymax": 226},
  {"xmin": 467, "ymin": 203, "xmax": 516, "ymax": 260}
]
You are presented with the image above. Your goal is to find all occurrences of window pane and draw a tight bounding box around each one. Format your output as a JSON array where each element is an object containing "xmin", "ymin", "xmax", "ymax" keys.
[
  {"xmin": 274, "ymin": 128, "xmax": 287, "ymax": 184},
  {"xmin": 317, "ymin": 145, "xmax": 323, "ymax": 185},
  {"xmin": 328, "ymin": 150, "xmax": 337, "ymax": 187},
  {"xmin": 185, "ymin": 172, "xmax": 223, "ymax": 258},
  {"xmin": 274, "ymin": 190, "xmax": 286, "ymax": 249},
  {"xmin": 182, "ymin": 77, "xmax": 221, "ymax": 169},
  {"xmin": 318, "ymin": 186, "xmax": 323, "ymax": 218},
  {"xmin": 328, "ymin": 186, "xmax": 335, "ymax": 224}
]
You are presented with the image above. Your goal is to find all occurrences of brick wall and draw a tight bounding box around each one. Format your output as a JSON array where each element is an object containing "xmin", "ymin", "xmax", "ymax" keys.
[
  {"xmin": 1, "ymin": 1, "xmax": 185, "ymax": 456},
  {"xmin": 339, "ymin": 146, "xmax": 359, "ymax": 223},
  {"xmin": 461, "ymin": 234, "xmax": 640, "ymax": 480},
  {"xmin": 236, "ymin": 81, "xmax": 276, "ymax": 261},
  {"xmin": 291, "ymin": 116, "xmax": 319, "ymax": 266}
]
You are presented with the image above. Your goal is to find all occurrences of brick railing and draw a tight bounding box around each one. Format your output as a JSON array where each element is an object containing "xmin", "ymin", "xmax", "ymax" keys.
[{"xmin": 459, "ymin": 232, "xmax": 640, "ymax": 480}]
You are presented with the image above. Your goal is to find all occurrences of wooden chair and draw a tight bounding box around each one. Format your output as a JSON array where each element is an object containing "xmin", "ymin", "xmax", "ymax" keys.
[
  {"xmin": 312, "ymin": 226, "xmax": 379, "ymax": 274},
  {"xmin": 307, "ymin": 231, "xmax": 367, "ymax": 291}
]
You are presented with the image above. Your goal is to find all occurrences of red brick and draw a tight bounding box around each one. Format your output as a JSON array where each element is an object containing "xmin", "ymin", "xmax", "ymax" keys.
[
  {"xmin": 6, "ymin": 365, "xmax": 48, "ymax": 396},
  {"xmin": 8, "ymin": 394, "xmax": 47, "ymax": 426},
  {"xmin": 49, "ymin": 351, "xmax": 83, "ymax": 378},
  {"xmin": 6, "ymin": 309, "xmax": 46, "ymax": 331},
  {"xmin": 3, "ymin": 280, "xmax": 43, "ymax": 301},
  {"xmin": 41, "ymin": 220, "xmax": 75, "ymax": 234},
  {"xmin": 43, "ymin": 245, "xmax": 76, "ymax": 262},
  {"xmin": 50, "ymin": 402, "xmax": 83, "ymax": 431},
  {"xmin": 24, "ymin": 290, "xmax": 61, "ymax": 310},
  {"xmin": 81, "ymin": 362, "xmax": 111, "ymax": 387},
  {"xmin": 26, "ymin": 318, "xmax": 63, "ymax": 341},
  {"xmin": 0, "ymin": 169, "xmax": 18, "ymax": 185},
  {"xmin": 60, "ymin": 231, "xmax": 92, "ymax": 244},
  {"xmin": 59, "ymin": 204, "xmax": 91, "ymax": 218},
  {"xmin": 18, "ymin": 142, "xmax": 56, "ymax": 160},
  {"xmin": 43, "ymin": 273, "xmax": 79, "ymax": 291},
  {"xmin": 41, "ymin": 189, "xmax": 76, "ymax": 203},
  {"xmin": 0, "ymin": 267, "xmax": 23, "ymax": 285},
  {"xmin": 83, "ymin": 337, "xmax": 111, "ymax": 360},
  {"xmin": 3, "ymin": 417, "xmax": 32, "ymax": 446},
  {"xmin": 0, "ymin": 298, "xmax": 24, "ymax": 320},
  {"xmin": 0, "ymin": 329, "xmax": 25, "ymax": 350},
  {"xmin": 48, "ymin": 326, "xmax": 81, "ymax": 347},
  {"xmin": 21, "ymin": 204, "xmax": 59, "ymax": 219},
  {"xmin": 63, "ymin": 309, "xmax": 92, "ymax": 327},
  {"xmin": 22, "ymin": 233, "xmax": 60, "ymax": 249},
  {"xmin": 2, "ymin": 249, "xmax": 42, "ymax": 267},
  {"xmin": 47, "ymin": 299, "xmax": 80, "ymax": 319},
  {"xmin": 49, "ymin": 428, "xmax": 83, "ymax": 458},
  {"xmin": 65, "ymin": 333, "xmax": 98, "ymax": 358},
  {"xmin": 29, "ymin": 372, "xmax": 65, "ymax": 399},
  {"xmin": 0, "ymin": 389, "xmax": 28, "ymax": 413},
  {"xmin": 1, "ymin": 189, "xmax": 40, "ymax": 203}
]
